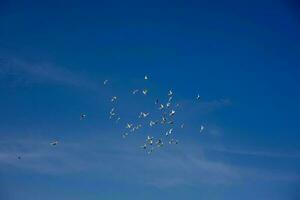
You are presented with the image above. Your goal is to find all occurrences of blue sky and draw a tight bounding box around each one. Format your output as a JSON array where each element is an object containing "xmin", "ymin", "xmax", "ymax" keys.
[{"xmin": 0, "ymin": 0, "xmax": 300, "ymax": 199}]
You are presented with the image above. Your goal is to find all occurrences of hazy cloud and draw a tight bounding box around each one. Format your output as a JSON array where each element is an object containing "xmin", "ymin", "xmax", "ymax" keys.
[
  {"xmin": 0, "ymin": 136, "xmax": 298, "ymax": 188},
  {"xmin": 0, "ymin": 57, "xmax": 97, "ymax": 89}
]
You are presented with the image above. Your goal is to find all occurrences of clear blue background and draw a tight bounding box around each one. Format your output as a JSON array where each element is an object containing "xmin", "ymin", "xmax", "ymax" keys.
[{"xmin": 0, "ymin": 0, "xmax": 300, "ymax": 199}]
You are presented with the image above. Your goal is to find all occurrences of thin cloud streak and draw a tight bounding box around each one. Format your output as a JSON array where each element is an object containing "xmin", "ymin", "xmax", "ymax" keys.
[
  {"xmin": 0, "ymin": 136, "xmax": 298, "ymax": 188},
  {"xmin": 0, "ymin": 57, "xmax": 98, "ymax": 89},
  {"xmin": 207, "ymin": 146, "xmax": 300, "ymax": 159}
]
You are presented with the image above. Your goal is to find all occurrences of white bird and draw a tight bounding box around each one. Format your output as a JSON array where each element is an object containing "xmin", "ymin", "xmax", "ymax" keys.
[
  {"xmin": 169, "ymin": 139, "xmax": 178, "ymax": 145},
  {"xmin": 168, "ymin": 120, "xmax": 174, "ymax": 125},
  {"xmin": 150, "ymin": 120, "xmax": 159, "ymax": 127},
  {"xmin": 110, "ymin": 108, "xmax": 115, "ymax": 115},
  {"xmin": 122, "ymin": 133, "xmax": 129, "ymax": 139},
  {"xmin": 181, "ymin": 123, "xmax": 185, "ymax": 129},
  {"xmin": 166, "ymin": 102, "xmax": 171, "ymax": 108},
  {"xmin": 149, "ymin": 121, "xmax": 155, "ymax": 127},
  {"xmin": 132, "ymin": 89, "xmax": 139, "ymax": 94},
  {"xmin": 150, "ymin": 121, "xmax": 154, "ymax": 126},
  {"xmin": 156, "ymin": 139, "xmax": 163, "ymax": 147},
  {"xmin": 131, "ymin": 124, "xmax": 141, "ymax": 132},
  {"xmin": 139, "ymin": 112, "xmax": 149, "ymax": 118},
  {"xmin": 170, "ymin": 110, "xmax": 176, "ymax": 116},
  {"xmin": 111, "ymin": 96, "xmax": 117, "ymax": 102},
  {"xmin": 166, "ymin": 128, "xmax": 173, "ymax": 136},
  {"xmin": 159, "ymin": 104, "xmax": 164, "ymax": 110},
  {"xmin": 80, "ymin": 113, "xmax": 86, "ymax": 120},
  {"xmin": 50, "ymin": 141, "xmax": 58, "ymax": 146},
  {"xmin": 196, "ymin": 94, "xmax": 201, "ymax": 100},
  {"xmin": 161, "ymin": 116, "xmax": 167, "ymax": 124},
  {"xmin": 116, "ymin": 117, "xmax": 121, "ymax": 123},
  {"xmin": 147, "ymin": 135, "xmax": 153, "ymax": 140},
  {"xmin": 168, "ymin": 90, "xmax": 173, "ymax": 96},
  {"xmin": 147, "ymin": 136, "xmax": 154, "ymax": 145},
  {"xmin": 109, "ymin": 108, "xmax": 116, "ymax": 119},
  {"xmin": 144, "ymin": 75, "xmax": 148, "ymax": 80},
  {"xmin": 126, "ymin": 123, "xmax": 133, "ymax": 129},
  {"xmin": 147, "ymin": 148, "xmax": 154, "ymax": 154},
  {"xmin": 168, "ymin": 96, "xmax": 173, "ymax": 102},
  {"xmin": 200, "ymin": 125, "xmax": 205, "ymax": 133},
  {"xmin": 103, "ymin": 80, "xmax": 108, "ymax": 85},
  {"xmin": 142, "ymin": 89, "xmax": 148, "ymax": 95}
]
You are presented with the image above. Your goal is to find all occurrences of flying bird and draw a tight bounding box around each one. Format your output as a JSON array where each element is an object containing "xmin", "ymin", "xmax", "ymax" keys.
[
  {"xmin": 131, "ymin": 124, "xmax": 141, "ymax": 132},
  {"xmin": 159, "ymin": 104, "xmax": 164, "ymax": 110},
  {"xmin": 80, "ymin": 113, "xmax": 86, "ymax": 120},
  {"xmin": 149, "ymin": 121, "xmax": 158, "ymax": 127},
  {"xmin": 103, "ymin": 80, "xmax": 108, "ymax": 85},
  {"xmin": 147, "ymin": 148, "xmax": 154, "ymax": 154},
  {"xmin": 170, "ymin": 110, "xmax": 176, "ymax": 116},
  {"xmin": 166, "ymin": 128, "xmax": 173, "ymax": 136},
  {"xmin": 200, "ymin": 125, "xmax": 205, "ymax": 133},
  {"xmin": 161, "ymin": 116, "xmax": 167, "ymax": 124},
  {"xmin": 132, "ymin": 89, "xmax": 139, "ymax": 94},
  {"xmin": 126, "ymin": 123, "xmax": 133, "ymax": 129},
  {"xmin": 50, "ymin": 141, "xmax": 58, "ymax": 146},
  {"xmin": 111, "ymin": 96, "xmax": 117, "ymax": 102},
  {"xmin": 110, "ymin": 109, "xmax": 115, "ymax": 114},
  {"xmin": 156, "ymin": 139, "xmax": 163, "ymax": 147},
  {"xmin": 109, "ymin": 108, "xmax": 116, "ymax": 119},
  {"xmin": 147, "ymin": 136, "xmax": 154, "ymax": 145},
  {"xmin": 168, "ymin": 120, "xmax": 174, "ymax": 125},
  {"xmin": 196, "ymin": 94, "xmax": 201, "ymax": 100},
  {"xmin": 122, "ymin": 133, "xmax": 129, "ymax": 139},
  {"xmin": 139, "ymin": 112, "xmax": 150, "ymax": 118},
  {"xmin": 143, "ymin": 112, "xmax": 149, "ymax": 118},
  {"xmin": 166, "ymin": 102, "xmax": 171, "ymax": 108},
  {"xmin": 169, "ymin": 139, "xmax": 178, "ymax": 145},
  {"xmin": 142, "ymin": 89, "xmax": 148, "ymax": 95}
]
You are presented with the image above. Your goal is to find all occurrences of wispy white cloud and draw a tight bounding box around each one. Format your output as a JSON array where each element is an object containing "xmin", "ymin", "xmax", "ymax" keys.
[
  {"xmin": 0, "ymin": 57, "xmax": 97, "ymax": 89},
  {"xmin": 0, "ymin": 136, "xmax": 298, "ymax": 188},
  {"xmin": 196, "ymin": 98, "xmax": 231, "ymax": 112},
  {"xmin": 206, "ymin": 146, "xmax": 300, "ymax": 159}
]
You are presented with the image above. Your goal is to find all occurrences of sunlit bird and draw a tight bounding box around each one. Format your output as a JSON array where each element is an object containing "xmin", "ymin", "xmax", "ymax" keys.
[
  {"xmin": 50, "ymin": 140, "xmax": 58, "ymax": 146},
  {"xmin": 80, "ymin": 113, "xmax": 87, "ymax": 120},
  {"xmin": 200, "ymin": 125, "xmax": 205, "ymax": 133},
  {"xmin": 142, "ymin": 89, "xmax": 148, "ymax": 95},
  {"xmin": 111, "ymin": 96, "xmax": 117, "ymax": 102}
]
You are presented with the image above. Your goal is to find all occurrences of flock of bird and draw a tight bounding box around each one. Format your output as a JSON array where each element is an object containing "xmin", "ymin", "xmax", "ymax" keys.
[
  {"xmin": 74, "ymin": 75, "xmax": 205, "ymax": 155},
  {"xmin": 16, "ymin": 75, "xmax": 205, "ymax": 160}
]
